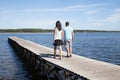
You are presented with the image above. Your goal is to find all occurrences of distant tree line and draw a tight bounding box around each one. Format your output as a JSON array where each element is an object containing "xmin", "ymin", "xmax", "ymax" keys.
[
  {"xmin": 75, "ymin": 30, "xmax": 120, "ymax": 32},
  {"xmin": 0, "ymin": 28, "xmax": 53, "ymax": 33},
  {"xmin": 0, "ymin": 28, "xmax": 119, "ymax": 33},
  {"xmin": 74, "ymin": 30, "xmax": 107, "ymax": 32}
]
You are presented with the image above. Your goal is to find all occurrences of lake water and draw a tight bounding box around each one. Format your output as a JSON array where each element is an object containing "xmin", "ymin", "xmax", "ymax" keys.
[{"xmin": 0, "ymin": 32, "xmax": 120, "ymax": 79}]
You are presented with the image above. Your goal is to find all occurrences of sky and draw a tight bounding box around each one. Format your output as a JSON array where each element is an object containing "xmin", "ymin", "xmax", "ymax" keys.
[{"xmin": 0, "ymin": 0, "xmax": 120, "ymax": 31}]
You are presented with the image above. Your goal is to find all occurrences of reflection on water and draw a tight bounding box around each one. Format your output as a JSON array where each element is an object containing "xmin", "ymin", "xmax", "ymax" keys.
[{"xmin": 0, "ymin": 34, "xmax": 30, "ymax": 80}]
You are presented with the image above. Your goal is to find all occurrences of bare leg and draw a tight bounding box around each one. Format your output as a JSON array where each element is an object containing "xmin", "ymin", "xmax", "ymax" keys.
[
  {"xmin": 66, "ymin": 47, "xmax": 69, "ymax": 56},
  {"xmin": 69, "ymin": 47, "xmax": 72, "ymax": 57},
  {"xmin": 59, "ymin": 46, "xmax": 62, "ymax": 59},
  {"xmin": 69, "ymin": 41, "xmax": 72, "ymax": 57},
  {"xmin": 65, "ymin": 41, "xmax": 70, "ymax": 57},
  {"xmin": 54, "ymin": 46, "xmax": 56, "ymax": 58}
]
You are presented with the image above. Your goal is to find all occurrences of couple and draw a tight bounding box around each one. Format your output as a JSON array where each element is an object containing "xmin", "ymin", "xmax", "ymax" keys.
[{"xmin": 53, "ymin": 21, "xmax": 74, "ymax": 59}]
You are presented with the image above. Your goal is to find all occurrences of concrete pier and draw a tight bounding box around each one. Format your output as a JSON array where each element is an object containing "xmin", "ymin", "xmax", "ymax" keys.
[{"xmin": 8, "ymin": 37, "xmax": 120, "ymax": 80}]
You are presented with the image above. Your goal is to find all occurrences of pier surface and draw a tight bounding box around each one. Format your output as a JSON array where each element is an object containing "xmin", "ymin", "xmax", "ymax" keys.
[{"xmin": 9, "ymin": 37, "xmax": 120, "ymax": 80}]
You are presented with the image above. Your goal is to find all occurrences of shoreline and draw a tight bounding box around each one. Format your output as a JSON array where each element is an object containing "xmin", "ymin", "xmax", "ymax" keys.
[{"xmin": 0, "ymin": 28, "xmax": 120, "ymax": 33}]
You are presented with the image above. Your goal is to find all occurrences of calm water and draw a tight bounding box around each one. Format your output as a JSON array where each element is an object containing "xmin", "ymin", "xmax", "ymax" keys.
[{"xmin": 0, "ymin": 32, "xmax": 120, "ymax": 79}]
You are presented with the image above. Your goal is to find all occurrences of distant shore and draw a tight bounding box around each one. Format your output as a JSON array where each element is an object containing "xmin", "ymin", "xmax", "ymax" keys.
[{"xmin": 0, "ymin": 28, "xmax": 120, "ymax": 33}]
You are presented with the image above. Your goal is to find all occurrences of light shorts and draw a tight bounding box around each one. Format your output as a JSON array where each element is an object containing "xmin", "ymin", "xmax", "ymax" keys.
[{"xmin": 64, "ymin": 40, "xmax": 72, "ymax": 49}]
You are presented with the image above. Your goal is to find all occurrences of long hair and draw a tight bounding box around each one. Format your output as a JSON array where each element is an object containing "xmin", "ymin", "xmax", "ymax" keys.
[{"xmin": 56, "ymin": 21, "xmax": 62, "ymax": 31}]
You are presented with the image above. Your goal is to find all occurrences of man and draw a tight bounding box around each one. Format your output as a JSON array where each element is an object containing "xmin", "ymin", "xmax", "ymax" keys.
[{"xmin": 64, "ymin": 21, "xmax": 74, "ymax": 57}]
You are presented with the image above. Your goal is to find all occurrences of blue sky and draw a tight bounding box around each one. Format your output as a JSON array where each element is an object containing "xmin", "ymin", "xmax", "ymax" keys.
[{"xmin": 0, "ymin": 0, "xmax": 120, "ymax": 30}]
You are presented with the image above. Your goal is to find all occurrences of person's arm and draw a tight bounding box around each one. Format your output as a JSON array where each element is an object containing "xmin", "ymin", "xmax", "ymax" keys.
[
  {"xmin": 72, "ymin": 30, "xmax": 74, "ymax": 41},
  {"xmin": 61, "ymin": 30, "xmax": 64, "ymax": 38},
  {"xmin": 53, "ymin": 27, "xmax": 56, "ymax": 43}
]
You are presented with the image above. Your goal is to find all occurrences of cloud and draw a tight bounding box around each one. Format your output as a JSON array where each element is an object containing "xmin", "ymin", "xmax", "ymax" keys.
[
  {"xmin": 92, "ymin": 22, "xmax": 103, "ymax": 26},
  {"xmin": 105, "ymin": 8, "xmax": 120, "ymax": 23},
  {"xmin": 115, "ymin": 8, "xmax": 120, "ymax": 12},
  {"xmin": 84, "ymin": 10, "xmax": 97, "ymax": 15},
  {"xmin": 1, "ymin": 3, "xmax": 102, "ymax": 13},
  {"xmin": 67, "ymin": 3, "xmax": 101, "ymax": 9},
  {"xmin": 19, "ymin": 20, "xmax": 55, "ymax": 28},
  {"xmin": 0, "ymin": 19, "xmax": 56, "ymax": 29}
]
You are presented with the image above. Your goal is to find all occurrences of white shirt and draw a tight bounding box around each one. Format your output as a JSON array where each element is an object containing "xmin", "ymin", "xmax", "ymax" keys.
[{"xmin": 54, "ymin": 28, "xmax": 62, "ymax": 40}]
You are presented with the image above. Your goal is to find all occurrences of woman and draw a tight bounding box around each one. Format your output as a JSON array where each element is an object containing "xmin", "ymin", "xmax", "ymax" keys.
[{"xmin": 53, "ymin": 21, "xmax": 63, "ymax": 59}]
